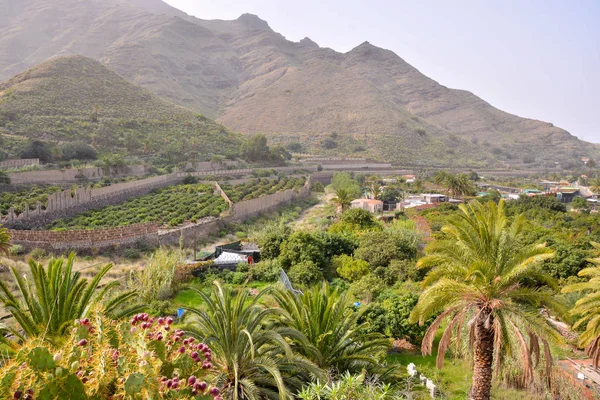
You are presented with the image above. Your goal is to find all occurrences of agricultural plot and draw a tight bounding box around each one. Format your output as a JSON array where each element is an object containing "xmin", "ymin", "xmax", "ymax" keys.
[
  {"xmin": 48, "ymin": 183, "xmax": 227, "ymax": 230},
  {"xmin": 0, "ymin": 185, "xmax": 64, "ymax": 215},
  {"xmin": 221, "ymin": 177, "xmax": 306, "ymax": 203}
]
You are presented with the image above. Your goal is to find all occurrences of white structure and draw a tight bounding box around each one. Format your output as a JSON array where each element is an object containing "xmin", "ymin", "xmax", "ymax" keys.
[
  {"xmin": 350, "ymin": 198, "xmax": 383, "ymax": 213},
  {"xmin": 421, "ymin": 194, "xmax": 448, "ymax": 204}
]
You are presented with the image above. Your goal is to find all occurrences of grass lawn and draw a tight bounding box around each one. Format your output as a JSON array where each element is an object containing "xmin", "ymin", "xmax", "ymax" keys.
[{"xmin": 388, "ymin": 352, "xmax": 532, "ymax": 400}]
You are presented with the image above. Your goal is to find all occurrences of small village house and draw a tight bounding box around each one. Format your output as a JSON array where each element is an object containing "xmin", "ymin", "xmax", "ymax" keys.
[{"xmin": 351, "ymin": 198, "xmax": 383, "ymax": 213}]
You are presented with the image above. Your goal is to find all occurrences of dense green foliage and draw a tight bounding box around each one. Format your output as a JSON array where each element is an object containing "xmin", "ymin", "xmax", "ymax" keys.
[
  {"xmin": 221, "ymin": 177, "xmax": 306, "ymax": 203},
  {"xmin": 48, "ymin": 183, "xmax": 227, "ymax": 229}
]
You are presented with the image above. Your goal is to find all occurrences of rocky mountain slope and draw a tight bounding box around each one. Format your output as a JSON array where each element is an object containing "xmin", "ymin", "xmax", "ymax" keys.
[
  {"xmin": 0, "ymin": 55, "xmax": 241, "ymax": 162},
  {"xmin": 0, "ymin": 0, "xmax": 595, "ymax": 167}
]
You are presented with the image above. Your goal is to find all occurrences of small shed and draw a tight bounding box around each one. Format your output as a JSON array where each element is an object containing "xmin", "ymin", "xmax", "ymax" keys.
[{"xmin": 351, "ymin": 199, "xmax": 384, "ymax": 213}]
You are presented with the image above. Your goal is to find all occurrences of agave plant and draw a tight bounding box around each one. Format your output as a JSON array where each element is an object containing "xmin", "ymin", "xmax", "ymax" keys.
[
  {"xmin": 184, "ymin": 281, "xmax": 323, "ymax": 400},
  {"xmin": 273, "ymin": 282, "xmax": 392, "ymax": 377},
  {"xmin": 0, "ymin": 252, "xmax": 142, "ymax": 340}
]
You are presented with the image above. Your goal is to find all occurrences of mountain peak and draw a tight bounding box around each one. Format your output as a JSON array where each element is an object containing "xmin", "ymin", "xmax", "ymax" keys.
[
  {"xmin": 236, "ymin": 13, "xmax": 271, "ymax": 31},
  {"xmin": 299, "ymin": 37, "xmax": 319, "ymax": 48}
]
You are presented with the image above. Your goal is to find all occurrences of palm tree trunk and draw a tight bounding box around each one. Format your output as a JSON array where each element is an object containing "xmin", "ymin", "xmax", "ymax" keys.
[{"xmin": 470, "ymin": 310, "xmax": 494, "ymax": 400}]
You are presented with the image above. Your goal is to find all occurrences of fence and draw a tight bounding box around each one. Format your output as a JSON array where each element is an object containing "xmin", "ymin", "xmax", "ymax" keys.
[{"xmin": 0, "ymin": 159, "xmax": 39, "ymax": 170}]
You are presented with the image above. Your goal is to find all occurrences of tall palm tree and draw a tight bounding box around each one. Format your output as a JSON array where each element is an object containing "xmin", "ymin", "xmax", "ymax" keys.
[
  {"xmin": 562, "ymin": 242, "xmax": 600, "ymax": 368},
  {"xmin": 273, "ymin": 283, "xmax": 392, "ymax": 377},
  {"xmin": 0, "ymin": 225, "xmax": 11, "ymax": 255},
  {"xmin": 0, "ymin": 253, "xmax": 141, "ymax": 340},
  {"xmin": 409, "ymin": 200, "xmax": 563, "ymax": 400},
  {"xmin": 184, "ymin": 282, "xmax": 322, "ymax": 400},
  {"xmin": 330, "ymin": 188, "xmax": 353, "ymax": 212}
]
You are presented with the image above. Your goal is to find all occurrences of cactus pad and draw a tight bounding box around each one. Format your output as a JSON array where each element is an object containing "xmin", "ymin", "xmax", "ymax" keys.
[
  {"xmin": 124, "ymin": 372, "xmax": 145, "ymax": 395},
  {"xmin": 27, "ymin": 347, "xmax": 56, "ymax": 371}
]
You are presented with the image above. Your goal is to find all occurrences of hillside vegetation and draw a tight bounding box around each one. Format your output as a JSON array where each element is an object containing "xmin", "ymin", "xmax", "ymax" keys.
[{"xmin": 0, "ymin": 55, "xmax": 242, "ymax": 164}]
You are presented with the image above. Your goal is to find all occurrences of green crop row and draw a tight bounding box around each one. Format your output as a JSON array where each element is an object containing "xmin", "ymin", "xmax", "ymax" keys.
[
  {"xmin": 221, "ymin": 177, "xmax": 306, "ymax": 203},
  {"xmin": 47, "ymin": 183, "xmax": 226, "ymax": 230}
]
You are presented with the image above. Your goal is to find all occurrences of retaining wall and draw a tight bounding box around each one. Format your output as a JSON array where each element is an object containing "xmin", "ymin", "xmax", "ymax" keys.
[
  {"xmin": 0, "ymin": 159, "xmax": 39, "ymax": 170},
  {"xmin": 9, "ymin": 223, "xmax": 159, "ymax": 251}
]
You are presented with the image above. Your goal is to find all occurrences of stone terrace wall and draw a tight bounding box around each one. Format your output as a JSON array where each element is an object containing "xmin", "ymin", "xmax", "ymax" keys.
[
  {"xmin": 0, "ymin": 159, "xmax": 39, "ymax": 170},
  {"xmin": 157, "ymin": 217, "xmax": 222, "ymax": 247},
  {"xmin": 9, "ymin": 223, "xmax": 159, "ymax": 251},
  {"xmin": 227, "ymin": 177, "xmax": 311, "ymax": 221},
  {"xmin": 8, "ymin": 165, "xmax": 150, "ymax": 185}
]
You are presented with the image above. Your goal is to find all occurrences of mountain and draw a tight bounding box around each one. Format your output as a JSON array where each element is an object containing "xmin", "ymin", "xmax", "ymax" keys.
[
  {"xmin": 0, "ymin": 55, "xmax": 241, "ymax": 162},
  {"xmin": 0, "ymin": 0, "xmax": 596, "ymax": 168}
]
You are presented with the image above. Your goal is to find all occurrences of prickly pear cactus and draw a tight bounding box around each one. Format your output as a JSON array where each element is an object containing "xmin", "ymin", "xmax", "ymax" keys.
[
  {"xmin": 1, "ymin": 312, "xmax": 220, "ymax": 399},
  {"xmin": 124, "ymin": 372, "xmax": 145, "ymax": 395},
  {"xmin": 27, "ymin": 346, "xmax": 56, "ymax": 371}
]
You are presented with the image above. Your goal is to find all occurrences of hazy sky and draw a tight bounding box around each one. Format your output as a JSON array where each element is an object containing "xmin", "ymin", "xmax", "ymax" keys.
[{"xmin": 164, "ymin": 0, "xmax": 600, "ymax": 143}]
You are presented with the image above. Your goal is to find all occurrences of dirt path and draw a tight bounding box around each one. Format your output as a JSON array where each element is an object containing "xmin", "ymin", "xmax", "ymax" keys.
[{"xmin": 293, "ymin": 192, "xmax": 335, "ymax": 228}]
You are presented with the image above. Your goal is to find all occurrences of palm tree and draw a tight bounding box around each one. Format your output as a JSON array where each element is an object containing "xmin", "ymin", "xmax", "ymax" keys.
[
  {"xmin": 273, "ymin": 283, "xmax": 392, "ymax": 377},
  {"xmin": 562, "ymin": 242, "xmax": 600, "ymax": 368},
  {"xmin": 589, "ymin": 178, "xmax": 600, "ymax": 194},
  {"xmin": 330, "ymin": 188, "xmax": 353, "ymax": 212},
  {"xmin": 0, "ymin": 225, "xmax": 11, "ymax": 255},
  {"xmin": 0, "ymin": 253, "xmax": 141, "ymax": 340},
  {"xmin": 184, "ymin": 282, "xmax": 322, "ymax": 400},
  {"xmin": 409, "ymin": 200, "xmax": 562, "ymax": 400}
]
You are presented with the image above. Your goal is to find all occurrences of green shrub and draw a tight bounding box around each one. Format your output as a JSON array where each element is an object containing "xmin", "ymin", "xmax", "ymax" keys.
[
  {"xmin": 8, "ymin": 244, "xmax": 24, "ymax": 256},
  {"xmin": 288, "ymin": 261, "xmax": 323, "ymax": 286},
  {"xmin": 249, "ymin": 259, "xmax": 281, "ymax": 282},
  {"xmin": 29, "ymin": 248, "xmax": 47, "ymax": 260}
]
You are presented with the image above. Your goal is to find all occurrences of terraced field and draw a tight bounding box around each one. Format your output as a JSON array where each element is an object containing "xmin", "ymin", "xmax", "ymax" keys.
[
  {"xmin": 221, "ymin": 177, "xmax": 306, "ymax": 203},
  {"xmin": 48, "ymin": 183, "xmax": 227, "ymax": 229}
]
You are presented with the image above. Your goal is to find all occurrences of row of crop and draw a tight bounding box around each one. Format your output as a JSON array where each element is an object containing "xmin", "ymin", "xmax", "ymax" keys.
[
  {"xmin": 221, "ymin": 177, "xmax": 305, "ymax": 203},
  {"xmin": 0, "ymin": 185, "xmax": 65, "ymax": 215},
  {"xmin": 47, "ymin": 183, "xmax": 227, "ymax": 230}
]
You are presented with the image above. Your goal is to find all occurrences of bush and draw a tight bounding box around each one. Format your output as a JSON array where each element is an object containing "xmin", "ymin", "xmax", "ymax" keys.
[
  {"xmin": 288, "ymin": 261, "xmax": 323, "ymax": 286},
  {"xmin": 249, "ymin": 259, "xmax": 281, "ymax": 282},
  {"xmin": 333, "ymin": 255, "xmax": 370, "ymax": 282},
  {"xmin": 60, "ymin": 141, "xmax": 97, "ymax": 161},
  {"xmin": 130, "ymin": 249, "xmax": 179, "ymax": 302},
  {"xmin": 122, "ymin": 248, "xmax": 141, "ymax": 260},
  {"xmin": 182, "ymin": 174, "xmax": 198, "ymax": 184},
  {"xmin": 310, "ymin": 181, "xmax": 325, "ymax": 192},
  {"xmin": 349, "ymin": 274, "xmax": 386, "ymax": 302},
  {"xmin": 279, "ymin": 231, "xmax": 327, "ymax": 269},
  {"xmin": 8, "ymin": 244, "xmax": 24, "ymax": 256},
  {"xmin": 231, "ymin": 271, "xmax": 249, "ymax": 284},
  {"xmin": 29, "ymin": 248, "xmax": 47, "ymax": 260}
]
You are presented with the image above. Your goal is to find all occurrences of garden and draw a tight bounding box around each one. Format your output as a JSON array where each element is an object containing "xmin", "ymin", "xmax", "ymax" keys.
[{"xmin": 1, "ymin": 171, "xmax": 600, "ymax": 399}]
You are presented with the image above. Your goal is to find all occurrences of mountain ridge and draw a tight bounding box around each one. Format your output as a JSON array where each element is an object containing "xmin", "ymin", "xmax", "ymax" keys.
[{"xmin": 0, "ymin": 0, "xmax": 595, "ymax": 167}]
